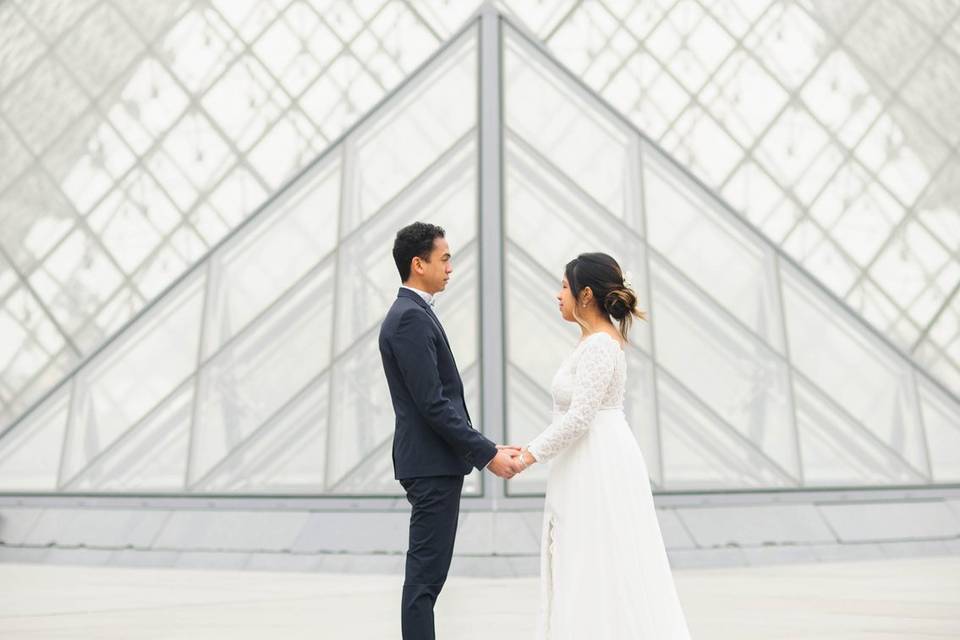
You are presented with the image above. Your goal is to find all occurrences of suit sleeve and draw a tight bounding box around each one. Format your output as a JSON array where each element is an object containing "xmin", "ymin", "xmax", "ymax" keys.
[{"xmin": 390, "ymin": 308, "xmax": 498, "ymax": 471}]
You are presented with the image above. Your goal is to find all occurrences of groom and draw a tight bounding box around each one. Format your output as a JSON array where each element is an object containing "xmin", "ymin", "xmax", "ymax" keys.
[{"xmin": 379, "ymin": 222, "xmax": 521, "ymax": 639}]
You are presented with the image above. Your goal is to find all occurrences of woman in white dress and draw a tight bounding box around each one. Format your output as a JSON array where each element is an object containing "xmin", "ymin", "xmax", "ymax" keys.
[{"xmin": 513, "ymin": 252, "xmax": 693, "ymax": 639}]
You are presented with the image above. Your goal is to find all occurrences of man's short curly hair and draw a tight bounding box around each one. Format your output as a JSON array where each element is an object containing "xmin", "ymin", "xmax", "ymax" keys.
[{"xmin": 392, "ymin": 222, "xmax": 445, "ymax": 282}]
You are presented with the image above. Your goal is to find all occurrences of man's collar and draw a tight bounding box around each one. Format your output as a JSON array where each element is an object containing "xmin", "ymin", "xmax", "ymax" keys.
[{"xmin": 399, "ymin": 284, "xmax": 435, "ymax": 307}]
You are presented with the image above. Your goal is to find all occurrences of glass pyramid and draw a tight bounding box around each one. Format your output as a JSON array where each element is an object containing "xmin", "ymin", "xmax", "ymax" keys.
[{"xmin": 0, "ymin": 10, "xmax": 957, "ymax": 497}]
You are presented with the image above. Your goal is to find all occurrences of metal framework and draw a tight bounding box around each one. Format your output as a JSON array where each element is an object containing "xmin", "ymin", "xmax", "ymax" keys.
[
  {"xmin": 1, "ymin": 7, "xmax": 958, "ymax": 504},
  {"xmin": 3, "ymin": 0, "xmax": 959, "ymax": 432},
  {"xmin": 537, "ymin": 0, "xmax": 960, "ymax": 391}
]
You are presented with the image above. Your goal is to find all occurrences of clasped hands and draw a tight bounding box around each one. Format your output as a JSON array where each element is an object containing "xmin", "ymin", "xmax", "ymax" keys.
[{"xmin": 486, "ymin": 444, "xmax": 536, "ymax": 479}]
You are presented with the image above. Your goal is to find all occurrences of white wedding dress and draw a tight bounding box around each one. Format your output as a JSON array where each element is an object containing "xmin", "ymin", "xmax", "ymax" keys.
[{"xmin": 527, "ymin": 331, "xmax": 692, "ymax": 639}]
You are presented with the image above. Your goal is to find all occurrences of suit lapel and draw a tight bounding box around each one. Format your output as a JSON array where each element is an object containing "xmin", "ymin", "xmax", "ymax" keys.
[
  {"xmin": 397, "ymin": 288, "xmax": 452, "ymax": 352},
  {"xmin": 395, "ymin": 287, "xmax": 472, "ymax": 426},
  {"xmin": 423, "ymin": 305, "xmax": 453, "ymax": 352}
]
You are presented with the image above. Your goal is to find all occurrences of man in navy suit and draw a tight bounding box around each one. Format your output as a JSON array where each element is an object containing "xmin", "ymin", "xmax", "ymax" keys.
[{"xmin": 379, "ymin": 222, "xmax": 521, "ymax": 639}]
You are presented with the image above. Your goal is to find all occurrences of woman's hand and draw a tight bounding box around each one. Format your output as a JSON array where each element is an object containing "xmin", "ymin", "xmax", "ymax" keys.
[{"xmin": 519, "ymin": 447, "xmax": 537, "ymax": 469}]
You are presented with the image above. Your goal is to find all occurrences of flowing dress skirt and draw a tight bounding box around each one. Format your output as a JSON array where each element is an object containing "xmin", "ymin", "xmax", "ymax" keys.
[{"xmin": 534, "ymin": 407, "xmax": 693, "ymax": 639}]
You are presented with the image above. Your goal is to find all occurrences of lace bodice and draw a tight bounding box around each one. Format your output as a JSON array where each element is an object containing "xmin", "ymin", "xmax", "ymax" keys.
[{"xmin": 526, "ymin": 332, "xmax": 626, "ymax": 463}]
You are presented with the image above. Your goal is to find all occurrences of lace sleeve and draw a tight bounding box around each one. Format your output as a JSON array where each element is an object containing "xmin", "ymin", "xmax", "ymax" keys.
[{"xmin": 526, "ymin": 334, "xmax": 620, "ymax": 463}]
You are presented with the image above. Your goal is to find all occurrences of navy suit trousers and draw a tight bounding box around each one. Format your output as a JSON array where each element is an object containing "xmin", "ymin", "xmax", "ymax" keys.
[{"xmin": 399, "ymin": 475, "xmax": 464, "ymax": 640}]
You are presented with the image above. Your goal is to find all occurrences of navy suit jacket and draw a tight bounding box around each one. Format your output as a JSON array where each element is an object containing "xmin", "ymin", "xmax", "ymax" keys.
[{"xmin": 378, "ymin": 287, "xmax": 498, "ymax": 479}]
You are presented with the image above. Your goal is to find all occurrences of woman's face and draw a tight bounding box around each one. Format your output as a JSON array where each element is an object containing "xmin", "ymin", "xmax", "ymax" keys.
[{"xmin": 556, "ymin": 275, "xmax": 577, "ymax": 322}]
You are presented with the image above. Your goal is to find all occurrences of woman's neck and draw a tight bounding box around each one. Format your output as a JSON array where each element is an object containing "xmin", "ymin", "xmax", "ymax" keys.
[{"xmin": 579, "ymin": 317, "xmax": 614, "ymax": 337}]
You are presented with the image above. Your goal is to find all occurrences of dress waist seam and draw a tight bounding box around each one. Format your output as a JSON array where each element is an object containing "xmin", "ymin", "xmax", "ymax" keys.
[{"xmin": 551, "ymin": 406, "xmax": 624, "ymax": 416}]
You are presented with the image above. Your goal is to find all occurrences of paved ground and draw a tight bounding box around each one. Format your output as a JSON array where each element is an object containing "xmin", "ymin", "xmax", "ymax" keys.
[{"xmin": 0, "ymin": 555, "xmax": 958, "ymax": 638}]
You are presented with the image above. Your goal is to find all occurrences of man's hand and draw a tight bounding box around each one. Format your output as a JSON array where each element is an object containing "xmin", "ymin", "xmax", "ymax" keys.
[{"xmin": 487, "ymin": 447, "xmax": 521, "ymax": 479}]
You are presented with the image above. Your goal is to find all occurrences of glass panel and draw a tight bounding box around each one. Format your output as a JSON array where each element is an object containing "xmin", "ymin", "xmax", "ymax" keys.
[
  {"xmin": 0, "ymin": 53, "xmax": 88, "ymax": 155},
  {"xmin": 349, "ymin": 28, "xmax": 477, "ymax": 231},
  {"xmin": 47, "ymin": 112, "xmax": 136, "ymax": 219},
  {"xmin": 666, "ymin": 104, "xmax": 743, "ymax": 186},
  {"xmin": 0, "ymin": 383, "xmax": 70, "ymax": 491},
  {"xmin": 918, "ymin": 378, "xmax": 960, "ymax": 482},
  {"xmin": 325, "ymin": 335, "xmax": 398, "ymax": 492},
  {"xmin": 504, "ymin": 25, "xmax": 636, "ymax": 223},
  {"xmin": 325, "ymin": 434, "xmax": 397, "ymax": 496},
  {"xmin": 60, "ymin": 272, "xmax": 204, "ymax": 482},
  {"xmin": 0, "ymin": 167, "xmax": 75, "ymax": 274},
  {"xmin": 915, "ymin": 341, "xmax": 960, "ymax": 401},
  {"xmin": 0, "ymin": 5, "xmax": 45, "ymax": 101},
  {"xmin": 203, "ymin": 155, "xmax": 340, "ymax": 357},
  {"xmin": 644, "ymin": 151, "xmax": 785, "ymax": 352},
  {"xmin": 504, "ymin": 362, "xmax": 554, "ymax": 496},
  {"xmin": 781, "ymin": 262, "xmax": 929, "ymax": 476},
  {"xmin": 163, "ymin": 6, "xmax": 241, "ymax": 95},
  {"xmin": 794, "ymin": 377, "xmax": 923, "ymax": 486},
  {"xmin": 193, "ymin": 374, "xmax": 329, "ymax": 494},
  {"xmin": 66, "ymin": 382, "xmax": 193, "ymax": 491},
  {"xmin": 87, "ymin": 182, "xmax": 172, "ymax": 277},
  {"xmin": 657, "ymin": 371, "xmax": 793, "ymax": 490},
  {"xmin": 0, "ymin": 284, "xmax": 72, "ymax": 408},
  {"xmin": 201, "ymin": 54, "xmax": 291, "ymax": 154},
  {"xmin": 461, "ymin": 364, "xmax": 482, "ymax": 497},
  {"xmin": 504, "ymin": 245, "xmax": 593, "ymax": 393},
  {"xmin": 27, "ymin": 225, "xmax": 126, "ymax": 342},
  {"xmin": 625, "ymin": 349, "xmax": 660, "ymax": 487},
  {"xmin": 160, "ymin": 110, "xmax": 236, "ymax": 197},
  {"xmin": 650, "ymin": 255, "xmax": 798, "ymax": 480},
  {"xmin": 0, "ymin": 253, "xmax": 15, "ymax": 299},
  {"xmin": 870, "ymin": 221, "xmax": 951, "ymax": 326},
  {"xmin": 247, "ymin": 108, "xmax": 321, "ymax": 190},
  {"xmin": 191, "ymin": 259, "xmax": 334, "ymax": 485},
  {"xmin": 0, "ymin": 348, "xmax": 77, "ymax": 435}
]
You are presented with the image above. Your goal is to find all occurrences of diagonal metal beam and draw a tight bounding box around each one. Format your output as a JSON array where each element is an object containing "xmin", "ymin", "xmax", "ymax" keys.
[
  {"xmin": 0, "ymin": 18, "xmax": 483, "ymax": 439},
  {"xmin": 498, "ymin": 14, "xmax": 960, "ymax": 408}
]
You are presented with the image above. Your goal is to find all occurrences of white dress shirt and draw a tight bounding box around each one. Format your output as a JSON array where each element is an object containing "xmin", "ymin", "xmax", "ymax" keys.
[{"xmin": 401, "ymin": 284, "xmax": 436, "ymax": 307}]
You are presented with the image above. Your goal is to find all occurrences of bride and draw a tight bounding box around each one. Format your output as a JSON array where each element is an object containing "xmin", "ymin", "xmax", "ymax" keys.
[{"xmin": 511, "ymin": 252, "xmax": 693, "ymax": 639}]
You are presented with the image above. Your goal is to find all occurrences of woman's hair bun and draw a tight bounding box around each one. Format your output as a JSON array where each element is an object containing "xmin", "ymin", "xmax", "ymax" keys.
[{"xmin": 603, "ymin": 287, "xmax": 636, "ymax": 321}]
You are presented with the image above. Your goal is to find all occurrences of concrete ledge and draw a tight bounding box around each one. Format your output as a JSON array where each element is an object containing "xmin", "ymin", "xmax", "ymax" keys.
[
  {"xmin": 154, "ymin": 510, "xmax": 310, "ymax": 551},
  {"xmin": 2, "ymin": 494, "xmax": 958, "ymax": 574},
  {"xmin": 0, "ymin": 508, "xmax": 44, "ymax": 545},
  {"xmin": 817, "ymin": 500, "xmax": 960, "ymax": 542},
  {"xmin": 675, "ymin": 503, "xmax": 835, "ymax": 547}
]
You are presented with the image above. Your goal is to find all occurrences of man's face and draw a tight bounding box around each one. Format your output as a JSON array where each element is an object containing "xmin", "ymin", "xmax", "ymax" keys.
[{"xmin": 413, "ymin": 236, "xmax": 453, "ymax": 294}]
